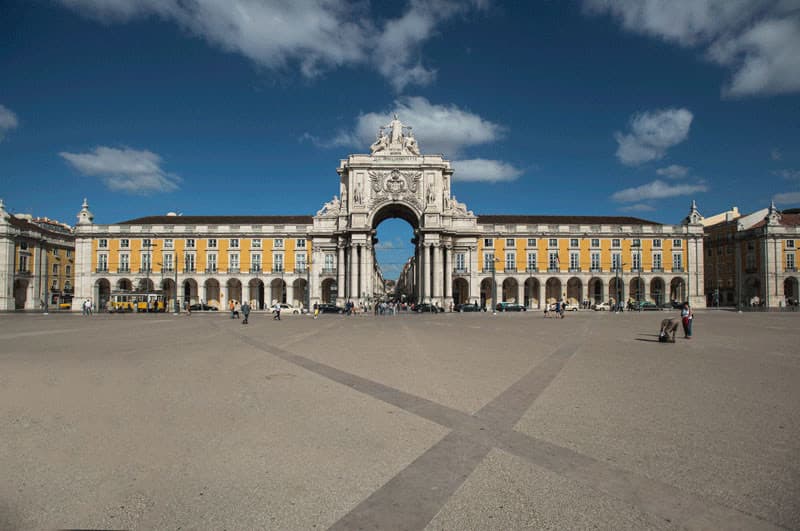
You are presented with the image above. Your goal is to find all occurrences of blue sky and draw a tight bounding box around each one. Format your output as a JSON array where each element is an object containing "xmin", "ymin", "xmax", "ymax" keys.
[{"xmin": 1, "ymin": 1, "xmax": 799, "ymax": 277}]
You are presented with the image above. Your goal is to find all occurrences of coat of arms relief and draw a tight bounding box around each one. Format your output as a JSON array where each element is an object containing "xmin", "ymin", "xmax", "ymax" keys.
[{"xmin": 369, "ymin": 169, "xmax": 422, "ymax": 209}]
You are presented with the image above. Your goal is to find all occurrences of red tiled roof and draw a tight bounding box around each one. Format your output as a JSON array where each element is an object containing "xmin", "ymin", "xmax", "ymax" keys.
[
  {"xmin": 6, "ymin": 215, "xmax": 75, "ymax": 239},
  {"xmin": 476, "ymin": 214, "xmax": 661, "ymax": 225},
  {"xmin": 117, "ymin": 215, "xmax": 314, "ymax": 225}
]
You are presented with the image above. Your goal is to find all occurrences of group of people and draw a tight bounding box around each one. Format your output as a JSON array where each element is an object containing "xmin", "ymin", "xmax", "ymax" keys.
[
  {"xmin": 544, "ymin": 300, "xmax": 567, "ymax": 318},
  {"xmin": 658, "ymin": 303, "xmax": 694, "ymax": 342},
  {"xmin": 228, "ymin": 299, "xmax": 251, "ymax": 324}
]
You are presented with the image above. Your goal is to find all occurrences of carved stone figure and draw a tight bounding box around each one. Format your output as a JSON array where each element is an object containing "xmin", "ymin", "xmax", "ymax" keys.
[
  {"xmin": 404, "ymin": 133, "xmax": 420, "ymax": 155},
  {"xmin": 426, "ymin": 183, "xmax": 435, "ymax": 204},
  {"xmin": 370, "ymin": 130, "xmax": 388, "ymax": 154},
  {"xmin": 354, "ymin": 181, "xmax": 363, "ymax": 205},
  {"xmin": 316, "ymin": 195, "xmax": 341, "ymax": 216}
]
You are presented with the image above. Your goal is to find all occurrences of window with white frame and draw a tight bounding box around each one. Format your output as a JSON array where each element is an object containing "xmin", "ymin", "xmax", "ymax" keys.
[
  {"xmin": 120, "ymin": 239, "xmax": 130, "ymax": 248},
  {"xmin": 569, "ymin": 251, "xmax": 580, "ymax": 270},
  {"xmin": 787, "ymin": 240, "xmax": 795, "ymax": 249},
  {"xmin": 185, "ymin": 253, "xmax": 195, "ymax": 271},
  {"xmin": 527, "ymin": 238, "xmax": 536, "ymax": 247},
  {"xmin": 20, "ymin": 242, "xmax": 28, "ymax": 251},
  {"xmin": 591, "ymin": 238, "xmax": 600, "ymax": 247},
  {"xmin": 296, "ymin": 238, "xmax": 306, "ymax": 249},
  {"xmin": 612, "ymin": 252, "xmax": 621, "ymax": 271},
  {"xmin": 673, "ymin": 239, "xmax": 682, "ymax": 248},
  {"xmin": 527, "ymin": 252, "xmax": 537, "ymax": 271},
  {"xmin": 207, "ymin": 253, "xmax": 217, "ymax": 271},
  {"xmin": 274, "ymin": 238, "xmax": 284, "ymax": 249},
  {"xmin": 99, "ymin": 239, "xmax": 108, "ymax": 248},
  {"xmin": 653, "ymin": 253, "xmax": 662, "ymax": 270},
  {"xmin": 97, "ymin": 254, "xmax": 108, "ymax": 271},
  {"xmin": 66, "ymin": 249, "xmax": 72, "ymax": 258},
  {"xmin": 570, "ymin": 238, "xmax": 579, "ymax": 248},
  {"xmin": 119, "ymin": 253, "xmax": 130, "ymax": 271},
  {"xmin": 163, "ymin": 254, "xmax": 173, "ymax": 272},
  {"xmin": 52, "ymin": 264, "xmax": 59, "ymax": 275},
  {"xmin": 142, "ymin": 238, "xmax": 151, "ymax": 248},
  {"xmin": 324, "ymin": 254, "xmax": 335, "ymax": 271},
  {"xmin": 549, "ymin": 251, "xmax": 559, "ymax": 270},
  {"xmin": 186, "ymin": 238, "xmax": 195, "ymax": 249},
  {"xmin": 208, "ymin": 238, "xmax": 217, "ymax": 248},
  {"xmin": 632, "ymin": 250, "xmax": 641, "ymax": 271},
  {"xmin": 483, "ymin": 252, "xmax": 495, "ymax": 271},
  {"xmin": 141, "ymin": 253, "xmax": 151, "ymax": 272},
  {"xmin": 591, "ymin": 252, "xmax": 600, "ymax": 271},
  {"xmin": 229, "ymin": 253, "xmax": 239, "ymax": 270},
  {"xmin": 251, "ymin": 253, "xmax": 262, "ymax": 271},
  {"xmin": 65, "ymin": 265, "xmax": 71, "ymax": 276},
  {"xmin": 164, "ymin": 238, "xmax": 173, "ymax": 249},
  {"xmin": 632, "ymin": 238, "xmax": 640, "ymax": 248},
  {"xmin": 252, "ymin": 239, "xmax": 261, "ymax": 249},
  {"xmin": 653, "ymin": 239, "xmax": 661, "ymax": 248},
  {"xmin": 483, "ymin": 238, "xmax": 493, "ymax": 248},
  {"xmin": 673, "ymin": 253, "xmax": 683, "ymax": 271},
  {"xmin": 548, "ymin": 238, "xmax": 558, "ymax": 247},
  {"xmin": 273, "ymin": 253, "xmax": 284, "ymax": 271},
  {"xmin": 505, "ymin": 238, "xmax": 515, "ymax": 247},
  {"xmin": 296, "ymin": 253, "xmax": 306, "ymax": 271},
  {"xmin": 505, "ymin": 251, "xmax": 515, "ymax": 271},
  {"xmin": 18, "ymin": 254, "xmax": 29, "ymax": 271},
  {"xmin": 455, "ymin": 252, "xmax": 466, "ymax": 272},
  {"xmin": 612, "ymin": 238, "xmax": 620, "ymax": 248},
  {"xmin": 787, "ymin": 253, "xmax": 796, "ymax": 271},
  {"xmin": 230, "ymin": 238, "xmax": 239, "ymax": 249},
  {"xmin": 52, "ymin": 279, "xmax": 58, "ymax": 289}
]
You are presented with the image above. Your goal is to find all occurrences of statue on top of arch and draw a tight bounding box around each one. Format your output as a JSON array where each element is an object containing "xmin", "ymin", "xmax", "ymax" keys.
[{"xmin": 370, "ymin": 114, "xmax": 421, "ymax": 156}]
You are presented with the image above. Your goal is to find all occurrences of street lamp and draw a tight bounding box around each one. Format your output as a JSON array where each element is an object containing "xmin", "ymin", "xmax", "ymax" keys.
[{"xmin": 491, "ymin": 255, "xmax": 501, "ymax": 315}]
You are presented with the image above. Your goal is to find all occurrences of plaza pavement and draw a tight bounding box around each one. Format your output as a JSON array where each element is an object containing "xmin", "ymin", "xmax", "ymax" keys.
[{"xmin": 0, "ymin": 309, "xmax": 798, "ymax": 530}]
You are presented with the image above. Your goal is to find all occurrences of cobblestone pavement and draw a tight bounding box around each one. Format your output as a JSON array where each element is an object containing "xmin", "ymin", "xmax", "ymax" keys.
[{"xmin": 1, "ymin": 310, "xmax": 798, "ymax": 530}]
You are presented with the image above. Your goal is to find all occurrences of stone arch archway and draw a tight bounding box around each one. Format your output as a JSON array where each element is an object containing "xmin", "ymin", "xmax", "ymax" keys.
[
  {"xmin": 670, "ymin": 277, "xmax": 686, "ymax": 303},
  {"xmin": 270, "ymin": 278, "xmax": 286, "ymax": 304},
  {"xmin": 321, "ymin": 278, "xmax": 337, "ymax": 304},
  {"xmin": 227, "ymin": 278, "xmax": 243, "ymax": 303},
  {"xmin": 588, "ymin": 277, "xmax": 603, "ymax": 304},
  {"xmin": 650, "ymin": 277, "xmax": 665, "ymax": 306},
  {"xmin": 784, "ymin": 276, "xmax": 799, "ymax": 305},
  {"xmin": 453, "ymin": 278, "xmax": 469, "ymax": 305},
  {"xmin": 524, "ymin": 277, "xmax": 540, "ymax": 308},
  {"xmin": 14, "ymin": 279, "xmax": 29, "ymax": 309},
  {"xmin": 630, "ymin": 277, "xmax": 644, "ymax": 302},
  {"xmin": 95, "ymin": 278, "xmax": 111, "ymax": 310},
  {"xmin": 248, "ymin": 279, "xmax": 265, "ymax": 309},
  {"xmin": 545, "ymin": 277, "xmax": 561, "ymax": 304},
  {"xmin": 293, "ymin": 278, "xmax": 308, "ymax": 309},
  {"xmin": 502, "ymin": 278, "xmax": 518, "ymax": 302},
  {"xmin": 117, "ymin": 278, "xmax": 132, "ymax": 291},
  {"xmin": 566, "ymin": 277, "xmax": 582, "ymax": 305},
  {"xmin": 609, "ymin": 277, "xmax": 624, "ymax": 305},
  {"xmin": 205, "ymin": 278, "xmax": 221, "ymax": 306},
  {"xmin": 480, "ymin": 278, "xmax": 493, "ymax": 309},
  {"xmin": 183, "ymin": 279, "xmax": 198, "ymax": 306}
]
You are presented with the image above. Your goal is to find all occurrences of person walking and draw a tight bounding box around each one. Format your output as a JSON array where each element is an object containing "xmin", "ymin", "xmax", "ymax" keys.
[
  {"xmin": 313, "ymin": 302, "xmax": 320, "ymax": 319},
  {"xmin": 273, "ymin": 302, "xmax": 281, "ymax": 320},
  {"xmin": 681, "ymin": 302, "xmax": 693, "ymax": 339},
  {"xmin": 234, "ymin": 300, "xmax": 241, "ymax": 319},
  {"xmin": 241, "ymin": 300, "xmax": 250, "ymax": 324},
  {"xmin": 229, "ymin": 299, "xmax": 235, "ymax": 319}
]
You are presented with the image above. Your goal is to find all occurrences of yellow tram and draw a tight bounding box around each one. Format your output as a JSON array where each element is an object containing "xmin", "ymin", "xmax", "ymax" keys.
[{"xmin": 108, "ymin": 291, "xmax": 167, "ymax": 313}]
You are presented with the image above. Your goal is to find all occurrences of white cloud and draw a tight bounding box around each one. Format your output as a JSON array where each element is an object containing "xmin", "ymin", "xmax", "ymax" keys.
[
  {"xmin": 614, "ymin": 108, "xmax": 693, "ymax": 165},
  {"xmin": 325, "ymin": 96, "xmax": 505, "ymax": 157},
  {"xmin": 453, "ymin": 158, "xmax": 522, "ymax": 183},
  {"xmin": 57, "ymin": 0, "xmax": 486, "ymax": 92},
  {"xmin": 611, "ymin": 179, "xmax": 707, "ymax": 202},
  {"xmin": 773, "ymin": 191, "xmax": 800, "ymax": 205},
  {"xmin": 656, "ymin": 164, "xmax": 689, "ymax": 179},
  {"xmin": 60, "ymin": 146, "xmax": 180, "ymax": 194},
  {"xmin": 0, "ymin": 104, "xmax": 19, "ymax": 141},
  {"xmin": 582, "ymin": 0, "xmax": 800, "ymax": 97},
  {"xmin": 774, "ymin": 169, "xmax": 800, "ymax": 181},
  {"xmin": 619, "ymin": 203, "xmax": 656, "ymax": 212},
  {"xmin": 771, "ymin": 147, "xmax": 782, "ymax": 160}
]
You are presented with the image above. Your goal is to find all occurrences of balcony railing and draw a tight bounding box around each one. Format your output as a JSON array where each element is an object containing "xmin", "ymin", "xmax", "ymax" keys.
[
  {"xmin": 652, "ymin": 267, "xmax": 663, "ymax": 272},
  {"xmin": 320, "ymin": 268, "xmax": 336, "ymax": 275},
  {"xmin": 295, "ymin": 266, "xmax": 308, "ymax": 274},
  {"xmin": 228, "ymin": 267, "xmax": 240, "ymax": 274},
  {"xmin": 590, "ymin": 267, "xmax": 602, "ymax": 273},
  {"xmin": 453, "ymin": 268, "xmax": 469, "ymax": 275},
  {"xmin": 526, "ymin": 267, "xmax": 538, "ymax": 273},
  {"xmin": 569, "ymin": 267, "xmax": 581, "ymax": 273},
  {"xmin": 95, "ymin": 267, "xmax": 108, "ymax": 273},
  {"xmin": 548, "ymin": 267, "xmax": 560, "ymax": 273},
  {"xmin": 785, "ymin": 266, "xmax": 797, "ymax": 272},
  {"xmin": 205, "ymin": 267, "xmax": 217, "ymax": 273},
  {"xmin": 118, "ymin": 267, "xmax": 130, "ymax": 273},
  {"xmin": 672, "ymin": 267, "xmax": 685, "ymax": 273},
  {"xmin": 184, "ymin": 267, "xmax": 196, "ymax": 273},
  {"xmin": 249, "ymin": 266, "xmax": 262, "ymax": 273},
  {"xmin": 16, "ymin": 269, "xmax": 31, "ymax": 276},
  {"xmin": 272, "ymin": 267, "xmax": 284, "ymax": 273}
]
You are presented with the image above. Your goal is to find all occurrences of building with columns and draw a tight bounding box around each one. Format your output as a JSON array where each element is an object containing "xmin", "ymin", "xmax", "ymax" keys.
[
  {"xmin": 1, "ymin": 200, "xmax": 76, "ymax": 311},
  {"xmin": 70, "ymin": 116, "xmax": 707, "ymax": 311},
  {"xmin": 702, "ymin": 203, "xmax": 800, "ymax": 308}
]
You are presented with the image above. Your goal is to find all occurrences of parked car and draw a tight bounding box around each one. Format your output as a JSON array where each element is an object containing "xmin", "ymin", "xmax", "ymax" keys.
[
  {"xmin": 496, "ymin": 302, "xmax": 527, "ymax": 312},
  {"xmin": 561, "ymin": 302, "xmax": 579, "ymax": 312},
  {"xmin": 414, "ymin": 303, "xmax": 441, "ymax": 313},
  {"xmin": 317, "ymin": 303, "xmax": 344, "ymax": 314},
  {"xmin": 592, "ymin": 302, "xmax": 610, "ymax": 311},
  {"xmin": 189, "ymin": 303, "xmax": 218, "ymax": 311},
  {"xmin": 275, "ymin": 303, "xmax": 305, "ymax": 314},
  {"xmin": 631, "ymin": 300, "xmax": 662, "ymax": 311},
  {"xmin": 455, "ymin": 302, "xmax": 483, "ymax": 312}
]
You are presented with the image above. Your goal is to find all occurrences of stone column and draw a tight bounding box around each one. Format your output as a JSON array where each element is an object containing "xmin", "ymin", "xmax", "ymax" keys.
[
  {"xmin": 444, "ymin": 246, "xmax": 453, "ymax": 301},
  {"xmin": 469, "ymin": 246, "xmax": 480, "ymax": 305},
  {"xmin": 350, "ymin": 243, "xmax": 359, "ymax": 300},
  {"xmin": 337, "ymin": 244, "xmax": 345, "ymax": 304},
  {"xmin": 416, "ymin": 241, "xmax": 424, "ymax": 302},
  {"xmin": 433, "ymin": 244, "xmax": 443, "ymax": 302},
  {"xmin": 199, "ymin": 282, "xmax": 207, "ymax": 305},
  {"xmin": 423, "ymin": 243, "xmax": 431, "ymax": 303},
  {"xmin": 286, "ymin": 282, "xmax": 294, "ymax": 306},
  {"xmin": 364, "ymin": 244, "xmax": 373, "ymax": 302}
]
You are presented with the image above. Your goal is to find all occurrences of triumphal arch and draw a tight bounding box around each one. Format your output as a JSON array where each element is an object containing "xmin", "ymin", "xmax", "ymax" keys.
[
  {"xmin": 310, "ymin": 114, "xmax": 481, "ymax": 306},
  {"xmin": 71, "ymin": 115, "xmax": 705, "ymax": 312}
]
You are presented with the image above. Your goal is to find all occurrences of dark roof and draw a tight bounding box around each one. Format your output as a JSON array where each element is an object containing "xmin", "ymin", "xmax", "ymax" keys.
[
  {"xmin": 6, "ymin": 215, "xmax": 75, "ymax": 239},
  {"xmin": 477, "ymin": 214, "xmax": 661, "ymax": 225},
  {"xmin": 117, "ymin": 215, "xmax": 314, "ymax": 225},
  {"xmin": 751, "ymin": 213, "xmax": 800, "ymax": 229}
]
